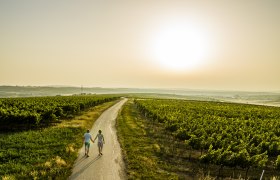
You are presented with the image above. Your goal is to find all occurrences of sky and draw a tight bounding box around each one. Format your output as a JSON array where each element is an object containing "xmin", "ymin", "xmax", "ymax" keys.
[{"xmin": 0, "ymin": 0, "xmax": 280, "ymax": 91}]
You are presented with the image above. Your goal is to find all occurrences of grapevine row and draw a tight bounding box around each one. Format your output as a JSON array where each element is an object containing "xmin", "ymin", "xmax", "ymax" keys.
[
  {"xmin": 0, "ymin": 95, "xmax": 118, "ymax": 129},
  {"xmin": 135, "ymin": 99, "xmax": 280, "ymax": 172}
]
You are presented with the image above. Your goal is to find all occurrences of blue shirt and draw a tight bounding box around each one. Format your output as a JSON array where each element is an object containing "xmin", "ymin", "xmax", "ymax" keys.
[{"xmin": 84, "ymin": 133, "xmax": 92, "ymax": 143}]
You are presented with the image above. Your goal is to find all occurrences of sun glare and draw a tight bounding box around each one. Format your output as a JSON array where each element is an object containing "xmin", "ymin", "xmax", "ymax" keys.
[{"xmin": 151, "ymin": 21, "xmax": 210, "ymax": 72}]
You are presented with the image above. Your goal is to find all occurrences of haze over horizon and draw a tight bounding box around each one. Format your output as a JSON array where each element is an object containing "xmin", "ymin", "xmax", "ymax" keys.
[{"xmin": 1, "ymin": 0, "xmax": 280, "ymax": 92}]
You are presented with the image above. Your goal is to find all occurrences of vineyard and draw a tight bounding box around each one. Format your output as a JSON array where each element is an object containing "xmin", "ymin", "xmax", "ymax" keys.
[
  {"xmin": 0, "ymin": 95, "xmax": 118, "ymax": 130},
  {"xmin": 135, "ymin": 99, "xmax": 280, "ymax": 176},
  {"xmin": 0, "ymin": 95, "xmax": 119, "ymax": 179}
]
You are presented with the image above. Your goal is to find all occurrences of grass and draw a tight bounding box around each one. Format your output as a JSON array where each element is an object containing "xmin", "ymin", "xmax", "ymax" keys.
[
  {"xmin": 0, "ymin": 100, "xmax": 118, "ymax": 179},
  {"xmin": 116, "ymin": 99, "xmax": 280, "ymax": 179},
  {"xmin": 116, "ymin": 99, "xmax": 178, "ymax": 179}
]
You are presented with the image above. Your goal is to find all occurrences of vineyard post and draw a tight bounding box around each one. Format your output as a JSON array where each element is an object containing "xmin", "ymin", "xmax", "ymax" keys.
[{"xmin": 260, "ymin": 170, "xmax": 264, "ymax": 180}]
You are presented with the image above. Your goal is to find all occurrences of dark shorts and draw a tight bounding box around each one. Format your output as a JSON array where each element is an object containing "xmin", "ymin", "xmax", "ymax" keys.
[{"xmin": 85, "ymin": 142, "xmax": 90, "ymax": 148}]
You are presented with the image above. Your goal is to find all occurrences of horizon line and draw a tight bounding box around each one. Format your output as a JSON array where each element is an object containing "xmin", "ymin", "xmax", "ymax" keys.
[{"xmin": 0, "ymin": 85, "xmax": 279, "ymax": 93}]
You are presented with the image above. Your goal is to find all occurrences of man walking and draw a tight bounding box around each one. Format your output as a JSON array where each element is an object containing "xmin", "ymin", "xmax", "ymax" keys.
[{"xmin": 84, "ymin": 129, "xmax": 94, "ymax": 157}]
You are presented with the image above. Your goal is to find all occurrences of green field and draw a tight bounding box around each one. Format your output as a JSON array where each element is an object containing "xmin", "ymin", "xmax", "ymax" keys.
[
  {"xmin": 117, "ymin": 98, "xmax": 280, "ymax": 179},
  {"xmin": 0, "ymin": 95, "xmax": 119, "ymax": 179},
  {"xmin": 0, "ymin": 95, "xmax": 118, "ymax": 130},
  {"xmin": 1, "ymin": 94, "xmax": 280, "ymax": 179}
]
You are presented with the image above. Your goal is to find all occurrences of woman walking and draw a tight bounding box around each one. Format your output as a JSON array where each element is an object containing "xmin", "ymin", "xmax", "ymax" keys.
[{"xmin": 94, "ymin": 130, "xmax": 105, "ymax": 155}]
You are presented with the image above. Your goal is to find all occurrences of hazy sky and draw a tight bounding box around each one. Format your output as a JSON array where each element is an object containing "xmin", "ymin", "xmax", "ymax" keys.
[{"xmin": 1, "ymin": 0, "xmax": 279, "ymax": 91}]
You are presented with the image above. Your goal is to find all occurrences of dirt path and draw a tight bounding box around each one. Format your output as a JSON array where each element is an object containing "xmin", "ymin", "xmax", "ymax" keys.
[{"xmin": 69, "ymin": 98, "xmax": 127, "ymax": 180}]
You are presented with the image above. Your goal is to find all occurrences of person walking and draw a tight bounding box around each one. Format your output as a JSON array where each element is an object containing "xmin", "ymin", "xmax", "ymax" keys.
[
  {"xmin": 94, "ymin": 130, "xmax": 105, "ymax": 156},
  {"xmin": 84, "ymin": 129, "xmax": 94, "ymax": 157}
]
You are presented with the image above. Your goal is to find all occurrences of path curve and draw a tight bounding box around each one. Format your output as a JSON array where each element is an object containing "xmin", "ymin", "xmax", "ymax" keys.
[{"xmin": 69, "ymin": 98, "xmax": 127, "ymax": 180}]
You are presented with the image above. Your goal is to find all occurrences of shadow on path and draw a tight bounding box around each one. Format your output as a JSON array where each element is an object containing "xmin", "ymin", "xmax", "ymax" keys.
[
  {"xmin": 73, "ymin": 155, "xmax": 87, "ymax": 167},
  {"xmin": 69, "ymin": 155, "xmax": 102, "ymax": 180}
]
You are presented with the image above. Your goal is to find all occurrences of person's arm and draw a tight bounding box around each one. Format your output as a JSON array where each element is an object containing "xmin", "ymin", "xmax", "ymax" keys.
[
  {"xmin": 90, "ymin": 135, "xmax": 94, "ymax": 143},
  {"xmin": 93, "ymin": 134, "xmax": 98, "ymax": 142},
  {"xmin": 103, "ymin": 135, "xmax": 105, "ymax": 144}
]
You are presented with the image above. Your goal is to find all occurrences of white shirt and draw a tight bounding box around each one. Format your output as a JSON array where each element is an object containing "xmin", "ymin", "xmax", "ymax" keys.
[{"xmin": 96, "ymin": 134, "xmax": 104, "ymax": 143}]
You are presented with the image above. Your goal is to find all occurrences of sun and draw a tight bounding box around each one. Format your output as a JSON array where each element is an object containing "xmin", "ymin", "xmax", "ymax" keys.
[{"xmin": 151, "ymin": 21, "xmax": 210, "ymax": 72}]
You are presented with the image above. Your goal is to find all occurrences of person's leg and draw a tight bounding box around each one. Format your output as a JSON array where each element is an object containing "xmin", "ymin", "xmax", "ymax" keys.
[
  {"xmin": 100, "ymin": 143, "xmax": 103, "ymax": 155},
  {"xmin": 85, "ymin": 142, "xmax": 90, "ymax": 156},
  {"xmin": 98, "ymin": 142, "xmax": 101, "ymax": 155},
  {"xmin": 87, "ymin": 143, "xmax": 90, "ymax": 157}
]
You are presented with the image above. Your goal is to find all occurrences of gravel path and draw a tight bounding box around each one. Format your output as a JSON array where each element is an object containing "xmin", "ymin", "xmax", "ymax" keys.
[{"xmin": 69, "ymin": 98, "xmax": 127, "ymax": 180}]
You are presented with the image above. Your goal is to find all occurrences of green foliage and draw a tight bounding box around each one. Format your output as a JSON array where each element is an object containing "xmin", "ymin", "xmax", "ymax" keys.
[
  {"xmin": 0, "ymin": 97, "xmax": 118, "ymax": 179},
  {"xmin": 117, "ymin": 100, "xmax": 178, "ymax": 179},
  {"xmin": 275, "ymin": 155, "xmax": 280, "ymax": 169},
  {"xmin": 135, "ymin": 99, "xmax": 280, "ymax": 169},
  {"xmin": 0, "ymin": 127, "xmax": 83, "ymax": 179},
  {"xmin": 0, "ymin": 95, "xmax": 118, "ymax": 130}
]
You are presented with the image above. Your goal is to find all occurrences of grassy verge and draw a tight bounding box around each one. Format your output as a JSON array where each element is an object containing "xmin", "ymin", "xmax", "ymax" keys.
[
  {"xmin": 116, "ymin": 99, "xmax": 178, "ymax": 179},
  {"xmin": 0, "ymin": 99, "xmax": 119, "ymax": 180}
]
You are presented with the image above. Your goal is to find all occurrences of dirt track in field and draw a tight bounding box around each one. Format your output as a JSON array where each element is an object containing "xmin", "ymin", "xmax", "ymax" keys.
[{"xmin": 69, "ymin": 98, "xmax": 127, "ymax": 180}]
